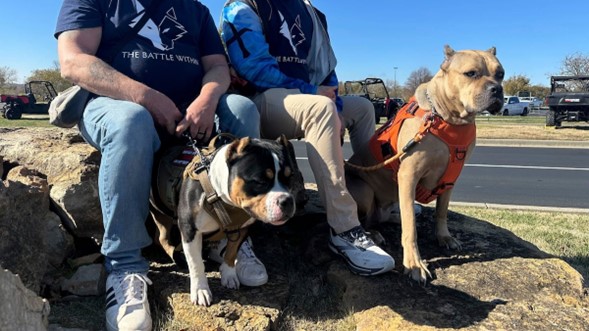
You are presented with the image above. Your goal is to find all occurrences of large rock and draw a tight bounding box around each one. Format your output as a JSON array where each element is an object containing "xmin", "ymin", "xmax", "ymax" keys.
[
  {"xmin": 0, "ymin": 166, "xmax": 52, "ymax": 292},
  {"xmin": 0, "ymin": 269, "xmax": 50, "ymax": 331},
  {"xmin": 0, "ymin": 128, "xmax": 102, "ymax": 240},
  {"xmin": 2, "ymin": 128, "xmax": 588, "ymax": 330},
  {"xmin": 150, "ymin": 188, "xmax": 588, "ymax": 331}
]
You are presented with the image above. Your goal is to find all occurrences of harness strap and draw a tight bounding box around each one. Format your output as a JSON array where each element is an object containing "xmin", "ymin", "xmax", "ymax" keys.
[{"xmin": 196, "ymin": 169, "xmax": 233, "ymax": 228}]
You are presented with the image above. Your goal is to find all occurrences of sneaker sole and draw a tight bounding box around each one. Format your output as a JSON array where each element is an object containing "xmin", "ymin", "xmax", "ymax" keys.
[
  {"xmin": 328, "ymin": 240, "xmax": 392, "ymax": 276},
  {"xmin": 239, "ymin": 275, "xmax": 268, "ymax": 287}
]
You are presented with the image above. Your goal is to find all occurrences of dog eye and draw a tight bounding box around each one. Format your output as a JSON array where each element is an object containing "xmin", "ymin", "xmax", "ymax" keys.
[
  {"xmin": 283, "ymin": 166, "xmax": 292, "ymax": 178},
  {"xmin": 496, "ymin": 70, "xmax": 505, "ymax": 80},
  {"xmin": 464, "ymin": 71, "xmax": 477, "ymax": 78}
]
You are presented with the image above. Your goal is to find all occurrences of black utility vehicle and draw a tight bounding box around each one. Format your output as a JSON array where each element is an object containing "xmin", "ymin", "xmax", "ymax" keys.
[
  {"xmin": 342, "ymin": 78, "xmax": 398, "ymax": 124},
  {"xmin": 545, "ymin": 75, "xmax": 589, "ymax": 127}
]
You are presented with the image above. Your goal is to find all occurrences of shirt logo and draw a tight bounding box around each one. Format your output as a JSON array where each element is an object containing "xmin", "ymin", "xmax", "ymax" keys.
[
  {"xmin": 278, "ymin": 11, "xmax": 305, "ymax": 55},
  {"xmin": 131, "ymin": 3, "xmax": 187, "ymax": 51}
]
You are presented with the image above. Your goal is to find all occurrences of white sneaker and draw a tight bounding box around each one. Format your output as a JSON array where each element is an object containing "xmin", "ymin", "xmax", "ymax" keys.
[
  {"xmin": 105, "ymin": 272, "xmax": 152, "ymax": 331},
  {"xmin": 208, "ymin": 237, "xmax": 268, "ymax": 287},
  {"xmin": 328, "ymin": 226, "xmax": 395, "ymax": 276}
]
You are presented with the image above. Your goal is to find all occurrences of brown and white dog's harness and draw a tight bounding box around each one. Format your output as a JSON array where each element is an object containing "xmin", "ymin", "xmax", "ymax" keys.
[
  {"xmin": 152, "ymin": 134, "xmax": 251, "ymax": 242},
  {"xmin": 369, "ymin": 97, "xmax": 476, "ymax": 204}
]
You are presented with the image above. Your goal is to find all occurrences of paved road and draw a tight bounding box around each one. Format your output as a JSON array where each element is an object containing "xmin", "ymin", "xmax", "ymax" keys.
[{"xmin": 291, "ymin": 140, "xmax": 589, "ymax": 212}]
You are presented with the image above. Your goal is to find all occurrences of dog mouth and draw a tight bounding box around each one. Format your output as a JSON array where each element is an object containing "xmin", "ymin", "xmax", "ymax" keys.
[
  {"xmin": 269, "ymin": 219, "xmax": 288, "ymax": 226},
  {"xmin": 465, "ymin": 96, "xmax": 503, "ymax": 117}
]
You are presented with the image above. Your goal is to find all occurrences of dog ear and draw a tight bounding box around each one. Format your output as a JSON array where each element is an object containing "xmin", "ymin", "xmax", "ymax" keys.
[
  {"xmin": 226, "ymin": 137, "xmax": 250, "ymax": 161},
  {"xmin": 444, "ymin": 44, "xmax": 455, "ymax": 58},
  {"xmin": 487, "ymin": 46, "xmax": 497, "ymax": 55},
  {"xmin": 440, "ymin": 45, "xmax": 455, "ymax": 71},
  {"xmin": 276, "ymin": 134, "xmax": 290, "ymax": 148}
]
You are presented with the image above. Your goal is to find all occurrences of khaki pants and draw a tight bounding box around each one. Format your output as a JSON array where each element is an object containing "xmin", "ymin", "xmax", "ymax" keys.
[{"xmin": 253, "ymin": 88, "xmax": 375, "ymax": 233}]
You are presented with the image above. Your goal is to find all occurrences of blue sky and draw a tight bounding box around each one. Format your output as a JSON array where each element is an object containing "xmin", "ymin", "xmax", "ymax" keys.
[{"xmin": 1, "ymin": 0, "xmax": 588, "ymax": 86}]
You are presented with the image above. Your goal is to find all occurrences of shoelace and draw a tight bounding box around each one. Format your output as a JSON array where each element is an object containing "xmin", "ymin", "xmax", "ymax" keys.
[
  {"xmin": 345, "ymin": 227, "xmax": 374, "ymax": 250},
  {"xmin": 238, "ymin": 240, "xmax": 257, "ymax": 260},
  {"xmin": 119, "ymin": 274, "xmax": 152, "ymax": 305}
]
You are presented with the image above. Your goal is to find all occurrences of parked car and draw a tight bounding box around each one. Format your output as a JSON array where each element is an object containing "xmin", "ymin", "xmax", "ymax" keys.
[
  {"xmin": 501, "ymin": 96, "xmax": 529, "ymax": 116},
  {"xmin": 392, "ymin": 98, "xmax": 405, "ymax": 107}
]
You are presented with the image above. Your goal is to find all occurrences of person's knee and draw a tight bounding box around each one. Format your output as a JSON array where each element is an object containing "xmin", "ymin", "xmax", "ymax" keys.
[
  {"xmin": 311, "ymin": 97, "xmax": 338, "ymax": 126},
  {"xmin": 221, "ymin": 94, "xmax": 260, "ymax": 138},
  {"xmin": 109, "ymin": 103, "xmax": 159, "ymax": 150}
]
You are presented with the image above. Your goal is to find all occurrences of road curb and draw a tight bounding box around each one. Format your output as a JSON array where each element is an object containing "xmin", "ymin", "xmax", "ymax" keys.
[
  {"xmin": 476, "ymin": 139, "xmax": 588, "ymax": 149},
  {"xmin": 426, "ymin": 201, "xmax": 589, "ymax": 214}
]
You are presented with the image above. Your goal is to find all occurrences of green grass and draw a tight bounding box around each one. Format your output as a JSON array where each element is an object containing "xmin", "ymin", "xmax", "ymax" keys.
[
  {"xmin": 0, "ymin": 114, "xmax": 52, "ymax": 128},
  {"xmin": 452, "ymin": 206, "xmax": 589, "ymax": 283}
]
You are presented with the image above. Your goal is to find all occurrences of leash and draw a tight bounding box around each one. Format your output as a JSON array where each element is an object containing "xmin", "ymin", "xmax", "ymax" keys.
[
  {"xmin": 345, "ymin": 115, "xmax": 434, "ymax": 172},
  {"xmin": 183, "ymin": 133, "xmax": 245, "ymax": 242}
]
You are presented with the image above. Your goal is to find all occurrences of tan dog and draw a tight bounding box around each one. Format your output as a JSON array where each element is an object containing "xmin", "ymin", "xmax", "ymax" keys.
[{"xmin": 345, "ymin": 45, "xmax": 504, "ymax": 283}]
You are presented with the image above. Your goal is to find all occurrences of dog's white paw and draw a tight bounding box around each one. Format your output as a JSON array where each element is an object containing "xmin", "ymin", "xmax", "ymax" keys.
[
  {"xmin": 190, "ymin": 283, "xmax": 213, "ymax": 306},
  {"xmin": 220, "ymin": 262, "xmax": 240, "ymax": 289}
]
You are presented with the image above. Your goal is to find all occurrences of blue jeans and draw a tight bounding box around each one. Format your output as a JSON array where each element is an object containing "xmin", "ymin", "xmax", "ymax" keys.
[{"xmin": 79, "ymin": 94, "xmax": 260, "ymax": 274}]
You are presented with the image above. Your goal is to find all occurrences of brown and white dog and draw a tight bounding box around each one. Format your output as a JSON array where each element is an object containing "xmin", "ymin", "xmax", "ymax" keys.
[
  {"xmin": 151, "ymin": 136, "xmax": 299, "ymax": 306},
  {"xmin": 345, "ymin": 45, "xmax": 504, "ymax": 283}
]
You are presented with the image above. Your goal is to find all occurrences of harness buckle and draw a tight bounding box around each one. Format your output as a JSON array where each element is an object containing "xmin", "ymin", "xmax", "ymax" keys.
[
  {"xmin": 225, "ymin": 228, "xmax": 241, "ymax": 242},
  {"xmin": 206, "ymin": 192, "xmax": 220, "ymax": 205}
]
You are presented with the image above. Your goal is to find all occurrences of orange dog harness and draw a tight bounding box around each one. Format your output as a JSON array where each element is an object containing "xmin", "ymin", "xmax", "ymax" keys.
[{"xmin": 369, "ymin": 98, "xmax": 476, "ymax": 203}]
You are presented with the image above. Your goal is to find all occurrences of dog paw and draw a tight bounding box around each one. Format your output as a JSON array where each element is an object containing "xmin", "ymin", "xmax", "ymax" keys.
[
  {"xmin": 403, "ymin": 258, "xmax": 432, "ymax": 284},
  {"xmin": 191, "ymin": 287, "xmax": 213, "ymax": 306},
  {"xmin": 220, "ymin": 263, "xmax": 240, "ymax": 289},
  {"xmin": 438, "ymin": 235, "xmax": 462, "ymax": 250}
]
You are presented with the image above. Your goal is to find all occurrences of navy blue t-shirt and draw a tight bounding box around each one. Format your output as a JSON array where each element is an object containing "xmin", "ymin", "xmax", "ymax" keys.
[{"xmin": 55, "ymin": 0, "xmax": 226, "ymax": 108}]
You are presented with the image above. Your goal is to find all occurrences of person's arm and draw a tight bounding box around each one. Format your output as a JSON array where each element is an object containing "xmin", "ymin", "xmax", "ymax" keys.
[
  {"xmin": 57, "ymin": 28, "xmax": 182, "ymax": 134},
  {"xmin": 222, "ymin": 2, "xmax": 318, "ymax": 94},
  {"xmin": 175, "ymin": 54, "xmax": 230, "ymax": 139}
]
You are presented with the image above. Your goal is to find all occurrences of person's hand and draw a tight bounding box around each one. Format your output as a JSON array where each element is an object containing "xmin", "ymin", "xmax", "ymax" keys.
[
  {"xmin": 140, "ymin": 89, "xmax": 183, "ymax": 135},
  {"xmin": 175, "ymin": 95, "xmax": 217, "ymax": 141},
  {"xmin": 316, "ymin": 85, "xmax": 337, "ymax": 101}
]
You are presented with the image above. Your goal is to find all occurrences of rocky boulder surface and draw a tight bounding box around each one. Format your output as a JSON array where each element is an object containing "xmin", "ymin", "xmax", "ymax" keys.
[{"xmin": 0, "ymin": 127, "xmax": 587, "ymax": 331}]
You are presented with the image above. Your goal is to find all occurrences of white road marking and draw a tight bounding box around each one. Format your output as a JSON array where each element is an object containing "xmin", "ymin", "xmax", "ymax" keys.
[
  {"xmin": 295, "ymin": 157, "xmax": 589, "ymax": 172},
  {"xmin": 466, "ymin": 164, "xmax": 589, "ymax": 171}
]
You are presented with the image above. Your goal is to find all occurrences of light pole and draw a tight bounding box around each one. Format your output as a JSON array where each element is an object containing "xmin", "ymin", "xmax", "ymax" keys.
[{"xmin": 393, "ymin": 66, "xmax": 398, "ymax": 95}]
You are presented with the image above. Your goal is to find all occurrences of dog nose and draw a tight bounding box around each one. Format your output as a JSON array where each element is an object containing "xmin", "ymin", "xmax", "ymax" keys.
[
  {"xmin": 278, "ymin": 195, "xmax": 295, "ymax": 213},
  {"xmin": 488, "ymin": 84, "xmax": 503, "ymax": 98}
]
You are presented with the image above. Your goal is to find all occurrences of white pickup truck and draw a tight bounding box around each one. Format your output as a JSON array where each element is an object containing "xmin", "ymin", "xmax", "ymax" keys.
[
  {"xmin": 518, "ymin": 96, "xmax": 543, "ymax": 109},
  {"xmin": 502, "ymin": 96, "xmax": 529, "ymax": 116}
]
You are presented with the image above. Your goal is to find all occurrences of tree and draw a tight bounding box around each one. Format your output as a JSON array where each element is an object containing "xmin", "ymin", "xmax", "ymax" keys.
[
  {"xmin": 26, "ymin": 61, "xmax": 72, "ymax": 93},
  {"xmin": 385, "ymin": 78, "xmax": 404, "ymax": 98},
  {"xmin": 560, "ymin": 52, "xmax": 589, "ymax": 76},
  {"xmin": 404, "ymin": 67, "xmax": 433, "ymax": 95},
  {"xmin": 503, "ymin": 74, "xmax": 531, "ymax": 96},
  {"xmin": 0, "ymin": 66, "xmax": 17, "ymax": 87}
]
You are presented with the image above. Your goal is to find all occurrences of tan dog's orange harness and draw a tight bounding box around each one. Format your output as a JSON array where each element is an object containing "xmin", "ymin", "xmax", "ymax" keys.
[{"xmin": 364, "ymin": 97, "xmax": 476, "ymax": 204}]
